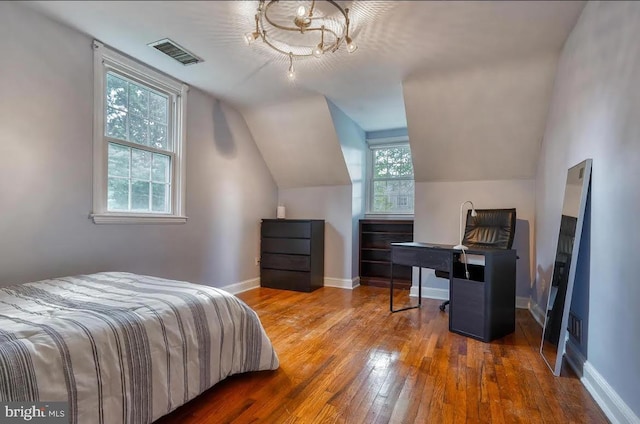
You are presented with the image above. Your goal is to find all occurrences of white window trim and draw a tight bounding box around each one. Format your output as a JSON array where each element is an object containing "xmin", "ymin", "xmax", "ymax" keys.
[
  {"xmin": 365, "ymin": 140, "xmax": 415, "ymax": 217},
  {"xmin": 91, "ymin": 40, "xmax": 188, "ymax": 224}
]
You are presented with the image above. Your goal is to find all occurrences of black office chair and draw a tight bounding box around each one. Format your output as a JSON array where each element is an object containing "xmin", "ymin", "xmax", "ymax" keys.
[{"xmin": 437, "ymin": 208, "xmax": 517, "ymax": 311}]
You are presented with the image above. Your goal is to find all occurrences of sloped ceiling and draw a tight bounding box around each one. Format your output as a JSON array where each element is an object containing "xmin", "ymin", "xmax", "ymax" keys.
[
  {"xmin": 24, "ymin": 1, "xmax": 584, "ymax": 131},
  {"xmin": 404, "ymin": 53, "xmax": 559, "ymax": 182},
  {"xmin": 242, "ymin": 95, "xmax": 351, "ymax": 188},
  {"xmin": 23, "ymin": 1, "xmax": 585, "ymax": 184}
]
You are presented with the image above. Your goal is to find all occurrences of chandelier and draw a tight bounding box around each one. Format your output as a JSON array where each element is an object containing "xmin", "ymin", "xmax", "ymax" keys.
[{"xmin": 244, "ymin": 0, "xmax": 358, "ymax": 80}]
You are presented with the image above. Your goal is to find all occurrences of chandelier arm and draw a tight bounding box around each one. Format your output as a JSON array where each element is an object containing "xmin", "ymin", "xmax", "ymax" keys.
[
  {"xmin": 260, "ymin": 36, "xmax": 314, "ymax": 58},
  {"xmin": 262, "ymin": 0, "xmax": 348, "ymax": 34},
  {"xmin": 309, "ymin": 0, "xmax": 316, "ymax": 17},
  {"xmin": 259, "ymin": 26, "xmax": 342, "ymax": 57}
]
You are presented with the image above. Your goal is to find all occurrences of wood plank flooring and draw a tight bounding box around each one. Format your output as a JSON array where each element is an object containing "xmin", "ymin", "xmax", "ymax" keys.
[{"xmin": 156, "ymin": 286, "xmax": 608, "ymax": 424}]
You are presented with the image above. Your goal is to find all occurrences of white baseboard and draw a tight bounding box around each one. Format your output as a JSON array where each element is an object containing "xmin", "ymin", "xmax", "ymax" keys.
[
  {"xmin": 515, "ymin": 296, "xmax": 529, "ymax": 309},
  {"xmin": 529, "ymin": 300, "xmax": 546, "ymax": 327},
  {"xmin": 324, "ymin": 277, "xmax": 360, "ymax": 289},
  {"xmin": 565, "ymin": 339, "xmax": 586, "ymax": 377},
  {"xmin": 221, "ymin": 277, "xmax": 260, "ymax": 294},
  {"xmin": 408, "ymin": 287, "xmax": 530, "ymax": 309},
  {"xmin": 409, "ymin": 286, "xmax": 449, "ymax": 300},
  {"xmin": 223, "ymin": 276, "xmax": 360, "ymax": 293},
  {"xmin": 565, "ymin": 340, "xmax": 639, "ymax": 424}
]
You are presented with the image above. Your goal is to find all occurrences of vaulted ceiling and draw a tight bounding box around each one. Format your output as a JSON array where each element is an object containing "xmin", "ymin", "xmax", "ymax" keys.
[{"xmin": 24, "ymin": 1, "xmax": 586, "ymax": 185}]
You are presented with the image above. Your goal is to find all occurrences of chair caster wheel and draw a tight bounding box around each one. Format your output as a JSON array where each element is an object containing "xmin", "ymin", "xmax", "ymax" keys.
[{"xmin": 439, "ymin": 304, "xmax": 446, "ymax": 312}]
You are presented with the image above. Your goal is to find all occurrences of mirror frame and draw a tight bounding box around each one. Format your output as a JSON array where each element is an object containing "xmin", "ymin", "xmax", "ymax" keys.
[{"xmin": 540, "ymin": 158, "xmax": 592, "ymax": 376}]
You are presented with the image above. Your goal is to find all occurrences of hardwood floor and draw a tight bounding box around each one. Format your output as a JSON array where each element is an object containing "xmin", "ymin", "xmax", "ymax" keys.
[{"xmin": 156, "ymin": 286, "xmax": 608, "ymax": 424}]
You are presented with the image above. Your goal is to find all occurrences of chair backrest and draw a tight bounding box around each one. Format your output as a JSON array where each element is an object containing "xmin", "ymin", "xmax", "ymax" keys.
[{"xmin": 463, "ymin": 208, "xmax": 516, "ymax": 250}]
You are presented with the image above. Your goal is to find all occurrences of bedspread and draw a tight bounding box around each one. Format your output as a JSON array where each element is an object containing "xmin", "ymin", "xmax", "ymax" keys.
[{"xmin": 0, "ymin": 272, "xmax": 278, "ymax": 424}]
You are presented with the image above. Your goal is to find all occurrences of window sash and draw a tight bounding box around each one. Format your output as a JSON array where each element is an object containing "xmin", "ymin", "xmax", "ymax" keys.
[
  {"xmin": 104, "ymin": 70, "xmax": 174, "ymax": 153},
  {"xmin": 107, "ymin": 141, "xmax": 173, "ymax": 214}
]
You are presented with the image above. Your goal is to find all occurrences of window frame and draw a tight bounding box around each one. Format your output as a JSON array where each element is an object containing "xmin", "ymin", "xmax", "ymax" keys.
[
  {"xmin": 366, "ymin": 140, "xmax": 415, "ymax": 216},
  {"xmin": 91, "ymin": 41, "xmax": 188, "ymax": 224}
]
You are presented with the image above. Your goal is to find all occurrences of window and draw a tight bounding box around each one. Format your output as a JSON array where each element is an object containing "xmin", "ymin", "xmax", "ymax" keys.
[
  {"xmin": 91, "ymin": 41, "xmax": 188, "ymax": 224},
  {"xmin": 368, "ymin": 144, "xmax": 415, "ymax": 214}
]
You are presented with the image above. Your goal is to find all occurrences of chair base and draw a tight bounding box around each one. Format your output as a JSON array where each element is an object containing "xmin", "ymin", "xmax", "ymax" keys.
[{"xmin": 439, "ymin": 300, "xmax": 449, "ymax": 311}]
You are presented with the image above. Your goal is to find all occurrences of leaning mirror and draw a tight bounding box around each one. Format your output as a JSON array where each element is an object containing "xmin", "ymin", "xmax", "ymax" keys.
[{"xmin": 540, "ymin": 159, "xmax": 592, "ymax": 375}]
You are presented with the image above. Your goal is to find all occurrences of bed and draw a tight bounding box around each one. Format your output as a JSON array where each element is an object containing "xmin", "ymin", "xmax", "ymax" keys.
[{"xmin": 0, "ymin": 272, "xmax": 279, "ymax": 424}]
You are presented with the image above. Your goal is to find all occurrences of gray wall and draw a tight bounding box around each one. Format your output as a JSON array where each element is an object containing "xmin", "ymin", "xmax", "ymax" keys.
[
  {"xmin": 278, "ymin": 185, "xmax": 353, "ymax": 281},
  {"xmin": 535, "ymin": 0, "xmax": 640, "ymax": 417},
  {"xmin": 413, "ymin": 180, "xmax": 535, "ymax": 299},
  {"xmin": 327, "ymin": 101, "xmax": 367, "ymax": 278},
  {"xmin": 0, "ymin": 2, "xmax": 277, "ymax": 287}
]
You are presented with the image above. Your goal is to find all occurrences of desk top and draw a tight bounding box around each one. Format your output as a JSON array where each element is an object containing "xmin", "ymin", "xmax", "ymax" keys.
[{"xmin": 391, "ymin": 242, "xmax": 515, "ymax": 255}]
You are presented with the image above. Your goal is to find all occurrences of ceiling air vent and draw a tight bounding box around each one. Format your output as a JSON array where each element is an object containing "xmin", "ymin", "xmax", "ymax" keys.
[{"xmin": 148, "ymin": 39, "xmax": 203, "ymax": 66}]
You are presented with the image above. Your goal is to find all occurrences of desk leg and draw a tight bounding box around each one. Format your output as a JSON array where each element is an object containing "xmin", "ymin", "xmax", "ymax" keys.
[
  {"xmin": 418, "ymin": 267, "xmax": 422, "ymax": 307},
  {"xmin": 389, "ymin": 262, "xmax": 394, "ymax": 312},
  {"xmin": 391, "ymin": 265, "xmax": 422, "ymax": 313}
]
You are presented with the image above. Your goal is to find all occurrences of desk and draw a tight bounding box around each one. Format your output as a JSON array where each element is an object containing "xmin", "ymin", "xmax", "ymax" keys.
[{"xmin": 390, "ymin": 242, "xmax": 517, "ymax": 342}]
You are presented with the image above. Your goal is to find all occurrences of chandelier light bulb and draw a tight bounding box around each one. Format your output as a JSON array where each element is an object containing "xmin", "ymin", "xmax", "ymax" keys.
[
  {"xmin": 287, "ymin": 52, "xmax": 295, "ymax": 81},
  {"xmin": 313, "ymin": 25, "xmax": 325, "ymax": 58},
  {"xmin": 297, "ymin": 5, "xmax": 307, "ymax": 17},
  {"xmin": 244, "ymin": 32, "xmax": 255, "ymax": 45},
  {"xmin": 346, "ymin": 36, "xmax": 357, "ymax": 53}
]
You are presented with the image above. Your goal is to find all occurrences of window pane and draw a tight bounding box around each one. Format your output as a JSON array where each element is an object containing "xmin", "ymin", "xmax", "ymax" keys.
[
  {"xmin": 373, "ymin": 146, "xmax": 413, "ymax": 178},
  {"xmin": 108, "ymin": 143, "xmax": 130, "ymax": 178},
  {"xmin": 106, "ymin": 73, "xmax": 128, "ymax": 111},
  {"xmin": 106, "ymin": 107, "xmax": 127, "ymax": 140},
  {"xmin": 108, "ymin": 177, "xmax": 129, "ymax": 211},
  {"xmin": 105, "ymin": 72, "xmax": 171, "ymax": 152},
  {"xmin": 131, "ymin": 181, "xmax": 150, "ymax": 211},
  {"xmin": 129, "ymin": 115, "xmax": 149, "ymax": 146},
  {"xmin": 372, "ymin": 180, "xmax": 414, "ymax": 213},
  {"xmin": 374, "ymin": 150, "xmax": 388, "ymax": 177},
  {"xmin": 374, "ymin": 162, "xmax": 388, "ymax": 178},
  {"xmin": 152, "ymin": 154, "xmax": 170, "ymax": 183},
  {"xmin": 152, "ymin": 183, "xmax": 169, "ymax": 212},
  {"xmin": 131, "ymin": 149, "xmax": 151, "ymax": 180},
  {"xmin": 150, "ymin": 122, "xmax": 169, "ymax": 150},
  {"xmin": 128, "ymin": 82, "xmax": 149, "ymax": 117},
  {"xmin": 150, "ymin": 92, "xmax": 168, "ymax": 124}
]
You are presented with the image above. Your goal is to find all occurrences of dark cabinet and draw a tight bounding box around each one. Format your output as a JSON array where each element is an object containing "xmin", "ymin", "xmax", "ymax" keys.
[
  {"xmin": 359, "ymin": 219, "xmax": 413, "ymax": 288},
  {"xmin": 449, "ymin": 250, "xmax": 517, "ymax": 342},
  {"xmin": 260, "ymin": 219, "xmax": 324, "ymax": 292}
]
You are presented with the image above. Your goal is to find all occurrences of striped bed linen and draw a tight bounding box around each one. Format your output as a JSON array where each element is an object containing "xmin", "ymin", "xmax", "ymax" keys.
[{"xmin": 0, "ymin": 272, "xmax": 279, "ymax": 424}]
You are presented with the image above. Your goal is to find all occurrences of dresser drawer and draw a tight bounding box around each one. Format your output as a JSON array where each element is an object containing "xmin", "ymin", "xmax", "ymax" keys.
[
  {"xmin": 262, "ymin": 238, "xmax": 311, "ymax": 255},
  {"xmin": 261, "ymin": 253, "xmax": 310, "ymax": 272},
  {"xmin": 261, "ymin": 269, "xmax": 312, "ymax": 292},
  {"xmin": 262, "ymin": 221, "xmax": 311, "ymax": 238}
]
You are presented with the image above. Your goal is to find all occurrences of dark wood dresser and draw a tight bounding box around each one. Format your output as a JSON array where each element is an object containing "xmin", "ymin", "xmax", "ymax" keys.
[{"xmin": 260, "ymin": 219, "xmax": 325, "ymax": 292}]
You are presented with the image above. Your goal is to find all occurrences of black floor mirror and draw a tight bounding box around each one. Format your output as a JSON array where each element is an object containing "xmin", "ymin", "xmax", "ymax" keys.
[{"xmin": 540, "ymin": 159, "xmax": 592, "ymax": 376}]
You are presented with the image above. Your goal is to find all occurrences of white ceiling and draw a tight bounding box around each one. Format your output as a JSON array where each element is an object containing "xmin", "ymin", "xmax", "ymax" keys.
[{"xmin": 25, "ymin": 1, "xmax": 584, "ymax": 131}]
